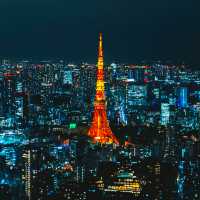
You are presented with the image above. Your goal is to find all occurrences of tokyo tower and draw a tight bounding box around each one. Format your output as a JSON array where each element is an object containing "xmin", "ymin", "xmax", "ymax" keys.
[{"xmin": 88, "ymin": 33, "xmax": 118, "ymax": 144}]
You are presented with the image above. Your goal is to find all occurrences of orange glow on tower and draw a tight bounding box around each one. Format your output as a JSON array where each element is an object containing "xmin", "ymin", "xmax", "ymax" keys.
[{"xmin": 88, "ymin": 33, "xmax": 118, "ymax": 144}]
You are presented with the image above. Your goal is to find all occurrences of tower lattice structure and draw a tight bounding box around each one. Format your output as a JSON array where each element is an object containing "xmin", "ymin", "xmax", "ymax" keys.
[{"xmin": 88, "ymin": 33, "xmax": 118, "ymax": 144}]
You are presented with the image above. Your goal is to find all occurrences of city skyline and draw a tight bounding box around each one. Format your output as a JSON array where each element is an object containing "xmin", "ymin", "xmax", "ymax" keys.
[
  {"xmin": 0, "ymin": 44, "xmax": 200, "ymax": 199},
  {"xmin": 0, "ymin": 1, "xmax": 200, "ymax": 199}
]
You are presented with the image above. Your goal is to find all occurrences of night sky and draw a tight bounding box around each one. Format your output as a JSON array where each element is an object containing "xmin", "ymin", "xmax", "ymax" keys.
[{"xmin": 0, "ymin": 0, "xmax": 200, "ymax": 65}]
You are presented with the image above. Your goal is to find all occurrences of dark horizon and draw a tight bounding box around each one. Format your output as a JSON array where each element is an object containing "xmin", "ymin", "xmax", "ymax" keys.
[{"xmin": 0, "ymin": 0, "xmax": 200, "ymax": 67}]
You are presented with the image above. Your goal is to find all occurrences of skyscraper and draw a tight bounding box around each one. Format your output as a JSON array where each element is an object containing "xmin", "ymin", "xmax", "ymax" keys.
[
  {"xmin": 22, "ymin": 150, "xmax": 31, "ymax": 200},
  {"xmin": 178, "ymin": 87, "xmax": 188, "ymax": 108},
  {"xmin": 160, "ymin": 103, "xmax": 170, "ymax": 125}
]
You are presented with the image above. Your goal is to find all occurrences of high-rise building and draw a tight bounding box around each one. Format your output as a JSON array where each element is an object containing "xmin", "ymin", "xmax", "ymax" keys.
[
  {"xmin": 128, "ymin": 66, "xmax": 145, "ymax": 83},
  {"xmin": 22, "ymin": 150, "xmax": 31, "ymax": 200},
  {"xmin": 178, "ymin": 87, "xmax": 188, "ymax": 108},
  {"xmin": 160, "ymin": 103, "xmax": 170, "ymax": 125},
  {"xmin": 127, "ymin": 83, "xmax": 147, "ymax": 107},
  {"xmin": 3, "ymin": 73, "xmax": 16, "ymax": 116},
  {"xmin": 63, "ymin": 69, "xmax": 73, "ymax": 85}
]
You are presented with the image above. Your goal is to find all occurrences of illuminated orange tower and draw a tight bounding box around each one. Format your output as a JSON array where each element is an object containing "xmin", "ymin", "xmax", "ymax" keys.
[{"xmin": 88, "ymin": 33, "xmax": 118, "ymax": 144}]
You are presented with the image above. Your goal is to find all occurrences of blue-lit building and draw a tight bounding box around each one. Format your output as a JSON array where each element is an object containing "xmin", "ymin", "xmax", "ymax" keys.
[
  {"xmin": 63, "ymin": 69, "xmax": 73, "ymax": 85},
  {"xmin": 178, "ymin": 87, "xmax": 188, "ymax": 108}
]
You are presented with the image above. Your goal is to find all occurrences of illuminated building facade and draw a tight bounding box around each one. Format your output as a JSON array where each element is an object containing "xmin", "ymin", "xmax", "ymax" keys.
[
  {"xmin": 127, "ymin": 84, "xmax": 147, "ymax": 107},
  {"xmin": 2, "ymin": 72, "xmax": 16, "ymax": 118},
  {"xmin": 88, "ymin": 33, "xmax": 118, "ymax": 144},
  {"xmin": 23, "ymin": 150, "xmax": 31, "ymax": 200},
  {"xmin": 178, "ymin": 87, "xmax": 188, "ymax": 108},
  {"xmin": 105, "ymin": 170, "xmax": 141, "ymax": 196},
  {"xmin": 63, "ymin": 69, "xmax": 73, "ymax": 85},
  {"xmin": 128, "ymin": 65, "xmax": 149, "ymax": 83},
  {"xmin": 160, "ymin": 103, "xmax": 170, "ymax": 125}
]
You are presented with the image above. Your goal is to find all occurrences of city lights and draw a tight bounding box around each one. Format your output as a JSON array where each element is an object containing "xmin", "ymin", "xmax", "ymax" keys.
[{"xmin": 0, "ymin": 34, "xmax": 200, "ymax": 200}]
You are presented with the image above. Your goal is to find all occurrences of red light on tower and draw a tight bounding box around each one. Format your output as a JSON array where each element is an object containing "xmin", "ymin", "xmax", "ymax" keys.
[{"xmin": 88, "ymin": 33, "xmax": 118, "ymax": 144}]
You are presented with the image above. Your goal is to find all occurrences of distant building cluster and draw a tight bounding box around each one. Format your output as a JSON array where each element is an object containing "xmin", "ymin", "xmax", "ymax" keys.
[{"xmin": 0, "ymin": 58, "xmax": 200, "ymax": 199}]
